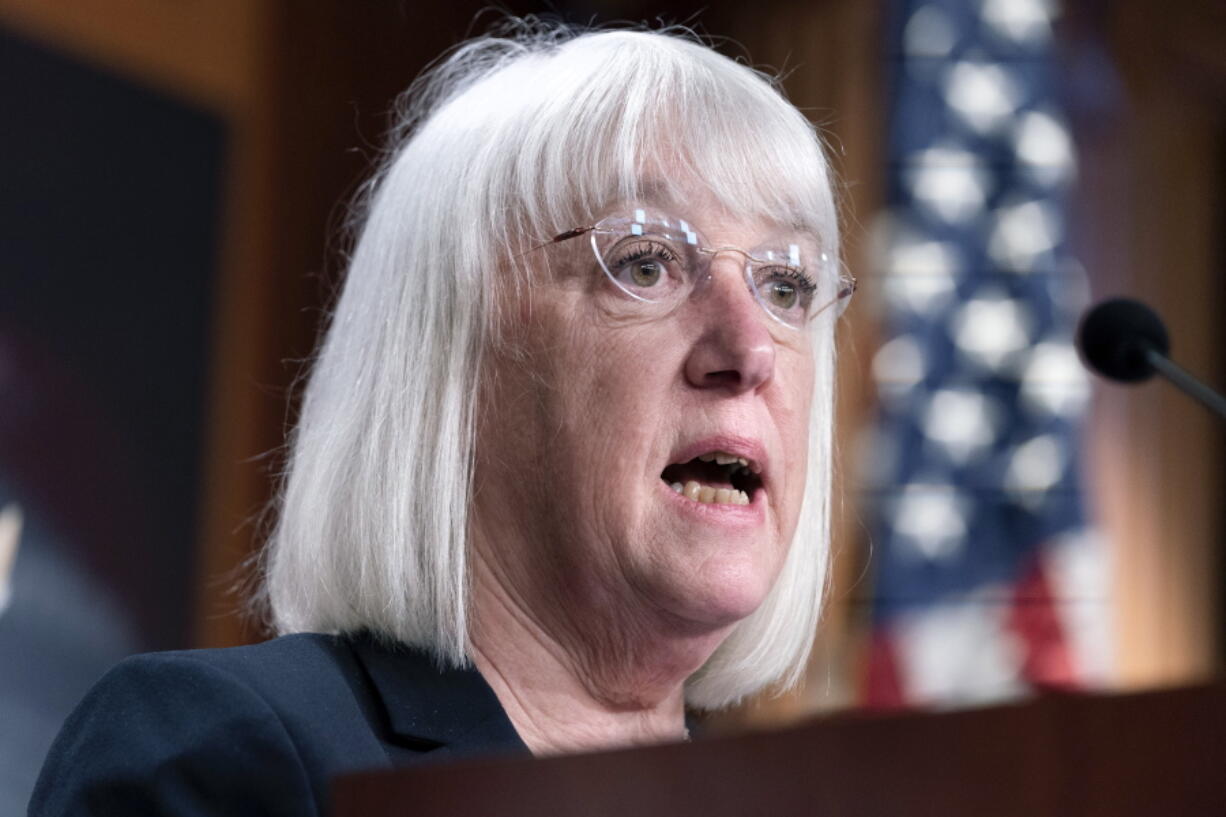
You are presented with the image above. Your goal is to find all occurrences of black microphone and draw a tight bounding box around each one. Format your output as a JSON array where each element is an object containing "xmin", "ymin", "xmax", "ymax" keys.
[{"xmin": 1077, "ymin": 297, "xmax": 1226, "ymax": 421}]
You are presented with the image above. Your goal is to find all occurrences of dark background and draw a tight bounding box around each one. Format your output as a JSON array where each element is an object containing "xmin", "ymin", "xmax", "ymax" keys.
[{"xmin": 0, "ymin": 27, "xmax": 222, "ymax": 649}]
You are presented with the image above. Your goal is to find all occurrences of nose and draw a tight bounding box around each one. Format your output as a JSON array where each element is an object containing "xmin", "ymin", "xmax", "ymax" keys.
[{"xmin": 683, "ymin": 260, "xmax": 776, "ymax": 394}]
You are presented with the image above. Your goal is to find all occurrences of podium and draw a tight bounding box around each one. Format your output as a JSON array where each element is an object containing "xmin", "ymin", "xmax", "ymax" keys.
[{"xmin": 334, "ymin": 683, "xmax": 1225, "ymax": 816}]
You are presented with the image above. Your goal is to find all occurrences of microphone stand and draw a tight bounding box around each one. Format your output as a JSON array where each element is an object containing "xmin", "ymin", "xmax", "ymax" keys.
[{"xmin": 1142, "ymin": 348, "xmax": 1226, "ymax": 421}]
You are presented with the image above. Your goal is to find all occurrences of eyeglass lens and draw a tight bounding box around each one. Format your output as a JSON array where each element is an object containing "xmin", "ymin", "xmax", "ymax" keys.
[{"xmin": 589, "ymin": 208, "xmax": 851, "ymax": 329}]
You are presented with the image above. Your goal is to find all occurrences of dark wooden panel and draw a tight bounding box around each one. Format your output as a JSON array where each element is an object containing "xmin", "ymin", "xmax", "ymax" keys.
[{"xmin": 336, "ymin": 685, "xmax": 1226, "ymax": 817}]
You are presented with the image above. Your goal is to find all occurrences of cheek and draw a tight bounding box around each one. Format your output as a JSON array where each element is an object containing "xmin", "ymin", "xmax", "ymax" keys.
[
  {"xmin": 772, "ymin": 339, "xmax": 816, "ymax": 421},
  {"xmin": 552, "ymin": 323, "xmax": 675, "ymax": 481},
  {"xmin": 518, "ymin": 306, "xmax": 674, "ymax": 494},
  {"xmin": 774, "ymin": 348, "xmax": 818, "ymax": 518}
]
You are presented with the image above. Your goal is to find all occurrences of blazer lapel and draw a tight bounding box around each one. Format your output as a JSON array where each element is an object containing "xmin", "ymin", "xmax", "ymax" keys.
[{"xmin": 346, "ymin": 634, "xmax": 529, "ymax": 762}]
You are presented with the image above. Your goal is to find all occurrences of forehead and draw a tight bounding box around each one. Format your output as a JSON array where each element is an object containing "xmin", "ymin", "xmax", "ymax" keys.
[
  {"xmin": 596, "ymin": 204, "xmax": 819, "ymax": 259},
  {"xmin": 597, "ymin": 179, "xmax": 816, "ymax": 243}
]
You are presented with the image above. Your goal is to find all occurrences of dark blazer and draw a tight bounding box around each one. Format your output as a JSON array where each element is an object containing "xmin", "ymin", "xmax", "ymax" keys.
[{"xmin": 28, "ymin": 632, "xmax": 530, "ymax": 816}]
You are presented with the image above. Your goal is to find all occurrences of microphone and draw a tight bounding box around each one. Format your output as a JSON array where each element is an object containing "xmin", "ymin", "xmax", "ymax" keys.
[{"xmin": 1077, "ymin": 298, "xmax": 1226, "ymax": 421}]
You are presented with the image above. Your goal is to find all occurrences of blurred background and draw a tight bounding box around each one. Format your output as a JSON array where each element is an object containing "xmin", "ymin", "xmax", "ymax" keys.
[{"xmin": 0, "ymin": 0, "xmax": 1221, "ymax": 810}]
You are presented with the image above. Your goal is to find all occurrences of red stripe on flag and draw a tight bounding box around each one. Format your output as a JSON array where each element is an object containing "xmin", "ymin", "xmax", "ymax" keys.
[
  {"xmin": 863, "ymin": 628, "xmax": 909, "ymax": 709},
  {"xmin": 1008, "ymin": 553, "xmax": 1078, "ymax": 690}
]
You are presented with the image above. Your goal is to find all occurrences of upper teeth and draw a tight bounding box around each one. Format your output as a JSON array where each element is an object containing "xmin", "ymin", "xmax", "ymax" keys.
[{"xmin": 697, "ymin": 451, "xmax": 757, "ymax": 472}]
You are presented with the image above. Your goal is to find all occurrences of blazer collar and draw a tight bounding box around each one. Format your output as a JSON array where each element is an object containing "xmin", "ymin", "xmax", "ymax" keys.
[{"xmin": 346, "ymin": 633, "xmax": 529, "ymax": 759}]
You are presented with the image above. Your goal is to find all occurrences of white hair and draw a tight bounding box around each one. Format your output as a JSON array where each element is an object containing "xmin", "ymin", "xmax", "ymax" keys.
[{"xmin": 264, "ymin": 20, "xmax": 840, "ymax": 710}]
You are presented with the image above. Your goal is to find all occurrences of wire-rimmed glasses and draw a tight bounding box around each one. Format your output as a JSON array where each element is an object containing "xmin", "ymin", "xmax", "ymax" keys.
[{"xmin": 543, "ymin": 207, "xmax": 855, "ymax": 330}]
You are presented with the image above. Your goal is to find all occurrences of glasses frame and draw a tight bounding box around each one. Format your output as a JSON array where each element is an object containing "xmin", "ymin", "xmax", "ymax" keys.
[{"xmin": 538, "ymin": 212, "xmax": 856, "ymax": 330}]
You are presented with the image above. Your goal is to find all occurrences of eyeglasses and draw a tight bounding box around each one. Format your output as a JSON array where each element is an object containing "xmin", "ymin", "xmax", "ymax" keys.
[{"xmin": 541, "ymin": 207, "xmax": 855, "ymax": 330}]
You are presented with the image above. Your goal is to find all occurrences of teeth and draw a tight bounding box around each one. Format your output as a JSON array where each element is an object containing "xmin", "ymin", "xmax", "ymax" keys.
[
  {"xmin": 678, "ymin": 480, "xmax": 749, "ymax": 506},
  {"xmin": 695, "ymin": 451, "xmax": 756, "ymax": 471}
]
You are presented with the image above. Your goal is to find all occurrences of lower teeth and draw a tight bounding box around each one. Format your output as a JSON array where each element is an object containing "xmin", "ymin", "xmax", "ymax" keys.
[{"xmin": 670, "ymin": 481, "xmax": 750, "ymax": 505}]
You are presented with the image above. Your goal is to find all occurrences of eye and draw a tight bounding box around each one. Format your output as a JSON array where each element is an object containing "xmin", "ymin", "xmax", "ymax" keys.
[
  {"xmin": 627, "ymin": 257, "xmax": 664, "ymax": 287},
  {"xmin": 763, "ymin": 279, "xmax": 798, "ymax": 309},
  {"xmin": 605, "ymin": 239, "xmax": 685, "ymax": 295},
  {"xmin": 755, "ymin": 267, "xmax": 817, "ymax": 319}
]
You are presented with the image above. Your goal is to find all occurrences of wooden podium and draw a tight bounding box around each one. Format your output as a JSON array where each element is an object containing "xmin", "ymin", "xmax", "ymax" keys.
[{"xmin": 334, "ymin": 683, "xmax": 1225, "ymax": 816}]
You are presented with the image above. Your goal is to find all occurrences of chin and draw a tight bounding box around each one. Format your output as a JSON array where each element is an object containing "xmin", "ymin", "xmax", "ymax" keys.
[{"xmin": 661, "ymin": 556, "xmax": 778, "ymax": 630}]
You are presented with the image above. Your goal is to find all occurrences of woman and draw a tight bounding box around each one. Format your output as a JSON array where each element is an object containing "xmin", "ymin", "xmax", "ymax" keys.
[{"xmin": 31, "ymin": 21, "xmax": 853, "ymax": 816}]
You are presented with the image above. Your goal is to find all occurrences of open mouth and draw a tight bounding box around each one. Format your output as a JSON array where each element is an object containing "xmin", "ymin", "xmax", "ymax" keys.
[{"xmin": 660, "ymin": 451, "xmax": 763, "ymax": 506}]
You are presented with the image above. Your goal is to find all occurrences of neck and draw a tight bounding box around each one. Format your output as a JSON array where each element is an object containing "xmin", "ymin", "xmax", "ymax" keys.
[{"xmin": 467, "ymin": 548, "xmax": 723, "ymax": 756}]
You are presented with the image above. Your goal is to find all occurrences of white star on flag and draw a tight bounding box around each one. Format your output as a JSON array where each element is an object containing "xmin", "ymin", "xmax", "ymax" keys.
[
  {"xmin": 943, "ymin": 60, "xmax": 1022, "ymax": 134},
  {"xmin": 951, "ymin": 290, "xmax": 1032, "ymax": 370}
]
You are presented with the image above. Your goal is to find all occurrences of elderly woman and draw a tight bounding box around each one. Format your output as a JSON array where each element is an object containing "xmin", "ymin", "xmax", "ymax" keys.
[{"xmin": 31, "ymin": 21, "xmax": 852, "ymax": 816}]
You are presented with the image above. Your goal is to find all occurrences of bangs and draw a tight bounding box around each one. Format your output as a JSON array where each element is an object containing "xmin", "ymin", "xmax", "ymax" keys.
[
  {"xmin": 420, "ymin": 29, "xmax": 838, "ymax": 277},
  {"xmin": 546, "ymin": 34, "xmax": 832, "ymax": 244}
]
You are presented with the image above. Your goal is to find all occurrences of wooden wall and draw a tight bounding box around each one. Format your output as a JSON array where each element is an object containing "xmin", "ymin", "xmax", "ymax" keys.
[{"xmin": 1070, "ymin": 0, "xmax": 1225, "ymax": 688}]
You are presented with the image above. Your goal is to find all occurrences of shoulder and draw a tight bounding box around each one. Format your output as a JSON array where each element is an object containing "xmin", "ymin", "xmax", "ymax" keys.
[
  {"xmin": 149, "ymin": 631, "xmax": 362, "ymax": 702},
  {"xmin": 29, "ymin": 634, "xmax": 381, "ymax": 817}
]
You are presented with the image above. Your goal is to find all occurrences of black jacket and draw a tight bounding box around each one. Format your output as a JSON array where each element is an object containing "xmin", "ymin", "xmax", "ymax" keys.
[{"xmin": 29, "ymin": 632, "xmax": 529, "ymax": 816}]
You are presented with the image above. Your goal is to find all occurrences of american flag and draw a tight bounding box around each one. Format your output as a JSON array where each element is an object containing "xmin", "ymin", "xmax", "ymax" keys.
[{"xmin": 862, "ymin": 0, "xmax": 1113, "ymax": 707}]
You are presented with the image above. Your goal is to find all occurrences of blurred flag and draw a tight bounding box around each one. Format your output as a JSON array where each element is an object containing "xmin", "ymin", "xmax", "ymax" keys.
[{"xmin": 862, "ymin": 0, "xmax": 1113, "ymax": 707}]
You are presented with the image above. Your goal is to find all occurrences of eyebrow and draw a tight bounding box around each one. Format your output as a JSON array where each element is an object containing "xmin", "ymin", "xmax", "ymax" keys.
[
  {"xmin": 542, "ymin": 180, "xmax": 801, "ymax": 252},
  {"xmin": 634, "ymin": 178, "xmax": 672, "ymax": 203},
  {"xmin": 613, "ymin": 178, "xmax": 679, "ymax": 213},
  {"xmin": 609, "ymin": 178, "xmax": 817, "ymax": 239}
]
